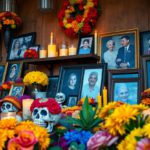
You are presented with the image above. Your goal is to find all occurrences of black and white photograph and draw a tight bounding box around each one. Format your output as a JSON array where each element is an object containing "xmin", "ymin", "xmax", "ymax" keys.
[{"xmin": 67, "ymin": 96, "xmax": 78, "ymax": 107}]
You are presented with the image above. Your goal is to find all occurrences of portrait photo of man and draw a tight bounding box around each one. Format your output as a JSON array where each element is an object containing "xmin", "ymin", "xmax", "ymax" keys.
[
  {"xmin": 114, "ymin": 82, "xmax": 138, "ymax": 105},
  {"xmin": 81, "ymin": 69, "xmax": 102, "ymax": 102},
  {"xmin": 116, "ymin": 35, "xmax": 135, "ymax": 68}
]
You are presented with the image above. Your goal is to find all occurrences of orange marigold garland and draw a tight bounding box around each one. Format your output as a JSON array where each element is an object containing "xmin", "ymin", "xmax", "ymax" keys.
[{"xmin": 58, "ymin": 0, "xmax": 100, "ymax": 37}]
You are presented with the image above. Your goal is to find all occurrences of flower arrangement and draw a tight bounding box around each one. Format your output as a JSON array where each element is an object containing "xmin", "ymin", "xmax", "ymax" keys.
[
  {"xmin": 58, "ymin": 0, "xmax": 100, "ymax": 37},
  {"xmin": 24, "ymin": 49, "xmax": 38, "ymax": 59},
  {"xmin": 0, "ymin": 12, "xmax": 22, "ymax": 31},
  {"xmin": 23, "ymin": 71, "xmax": 48, "ymax": 86},
  {"xmin": 0, "ymin": 118, "xmax": 50, "ymax": 150},
  {"xmin": 0, "ymin": 81, "xmax": 13, "ymax": 91}
]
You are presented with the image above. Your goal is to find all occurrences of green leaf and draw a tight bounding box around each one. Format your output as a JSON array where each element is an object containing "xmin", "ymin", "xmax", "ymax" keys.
[
  {"xmin": 79, "ymin": 144, "xmax": 86, "ymax": 150},
  {"xmin": 88, "ymin": 118, "xmax": 102, "ymax": 129},
  {"xmin": 48, "ymin": 146, "xmax": 63, "ymax": 150}
]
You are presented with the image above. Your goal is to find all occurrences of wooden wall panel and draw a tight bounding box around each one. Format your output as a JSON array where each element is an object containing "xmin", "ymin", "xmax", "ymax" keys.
[{"xmin": 1, "ymin": 0, "xmax": 150, "ymax": 62}]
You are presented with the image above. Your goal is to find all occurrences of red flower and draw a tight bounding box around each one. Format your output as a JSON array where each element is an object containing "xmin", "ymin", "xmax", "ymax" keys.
[
  {"xmin": 82, "ymin": 23, "xmax": 92, "ymax": 34},
  {"xmin": 62, "ymin": 0, "xmax": 70, "ymax": 8},
  {"xmin": 24, "ymin": 49, "xmax": 38, "ymax": 59},
  {"xmin": 58, "ymin": 9, "xmax": 65, "ymax": 20},
  {"xmin": 67, "ymin": 17, "xmax": 74, "ymax": 23},
  {"xmin": 93, "ymin": 0, "xmax": 99, "ymax": 7},
  {"xmin": 88, "ymin": 8, "xmax": 98, "ymax": 19},
  {"xmin": 76, "ymin": 15, "xmax": 83, "ymax": 22},
  {"xmin": 65, "ymin": 28, "xmax": 77, "ymax": 37},
  {"xmin": 79, "ymin": 3, "xmax": 84, "ymax": 11}
]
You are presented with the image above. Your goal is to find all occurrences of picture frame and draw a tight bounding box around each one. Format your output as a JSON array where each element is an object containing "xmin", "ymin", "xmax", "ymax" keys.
[
  {"xmin": 46, "ymin": 76, "xmax": 59, "ymax": 98},
  {"xmin": 57, "ymin": 65, "xmax": 83, "ymax": 104},
  {"xmin": 142, "ymin": 56, "xmax": 150, "ymax": 89},
  {"xmin": 99, "ymin": 28, "xmax": 139, "ymax": 69},
  {"xmin": 67, "ymin": 95, "xmax": 78, "ymax": 107},
  {"xmin": 9, "ymin": 84, "xmax": 25, "ymax": 99},
  {"xmin": 57, "ymin": 63, "xmax": 107, "ymax": 104},
  {"xmin": 77, "ymin": 35, "xmax": 94, "ymax": 55},
  {"xmin": 80, "ymin": 64, "xmax": 107, "ymax": 102},
  {"xmin": 108, "ymin": 69, "xmax": 142, "ymax": 101},
  {"xmin": 110, "ymin": 78, "xmax": 142, "ymax": 105},
  {"xmin": 0, "ymin": 62, "xmax": 8, "ymax": 85},
  {"xmin": 7, "ymin": 32, "xmax": 36, "ymax": 61},
  {"xmin": 140, "ymin": 31, "xmax": 150, "ymax": 56},
  {"xmin": 4, "ymin": 62, "xmax": 23, "ymax": 82}
]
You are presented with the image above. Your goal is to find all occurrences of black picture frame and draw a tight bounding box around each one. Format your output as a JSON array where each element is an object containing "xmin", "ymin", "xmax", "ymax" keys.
[
  {"xmin": 4, "ymin": 62, "xmax": 23, "ymax": 82},
  {"xmin": 67, "ymin": 95, "xmax": 78, "ymax": 107},
  {"xmin": 140, "ymin": 31, "xmax": 150, "ymax": 56},
  {"xmin": 57, "ymin": 63, "xmax": 107, "ymax": 104},
  {"xmin": 46, "ymin": 76, "xmax": 59, "ymax": 98},
  {"xmin": 0, "ymin": 63, "xmax": 8, "ymax": 85},
  {"xmin": 7, "ymin": 32, "xmax": 36, "ymax": 61},
  {"xmin": 100, "ymin": 28, "xmax": 139, "ymax": 69},
  {"xmin": 77, "ymin": 35, "xmax": 94, "ymax": 55},
  {"xmin": 142, "ymin": 56, "xmax": 150, "ymax": 89},
  {"xmin": 9, "ymin": 83, "xmax": 25, "ymax": 99},
  {"xmin": 108, "ymin": 69, "xmax": 142, "ymax": 101},
  {"xmin": 110, "ymin": 78, "xmax": 141, "ymax": 105}
]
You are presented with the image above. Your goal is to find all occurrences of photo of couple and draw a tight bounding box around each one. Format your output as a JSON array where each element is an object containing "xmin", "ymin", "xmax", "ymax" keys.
[{"xmin": 101, "ymin": 31, "xmax": 138, "ymax": 69}]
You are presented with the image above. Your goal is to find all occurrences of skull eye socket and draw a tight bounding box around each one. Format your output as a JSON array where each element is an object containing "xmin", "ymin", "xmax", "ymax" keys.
[
  {"xmin": 6, "ymin": 104, "xmax": 11, "ymax": 109},
  {"xmin": 41, "ymin": 109, "xmax": 47, "ymax": 116},
  {"xmin": 33, "ymin": 109, "xmax": 38, "ymax": 115}
]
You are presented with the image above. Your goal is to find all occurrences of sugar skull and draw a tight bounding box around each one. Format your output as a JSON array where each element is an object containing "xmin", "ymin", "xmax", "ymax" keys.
[
  {"xmin": 30, "ymin": 98, "xmax": 61, "ymax": 132},
  {"xmin": 55, "ymin": 92, "xmax": 66, "ymax": 106}
]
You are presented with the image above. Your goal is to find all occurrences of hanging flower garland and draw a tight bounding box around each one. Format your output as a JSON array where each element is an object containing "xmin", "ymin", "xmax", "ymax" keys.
[{"xmin": 58, "ymin": 0, "xmax": 100, "ymax": 37}]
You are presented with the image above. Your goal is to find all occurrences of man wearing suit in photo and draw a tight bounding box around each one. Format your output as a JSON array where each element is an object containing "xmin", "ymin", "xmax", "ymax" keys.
[{"xmin": 116, "ymin": 35, "xmax": 135, "ymax": 68}]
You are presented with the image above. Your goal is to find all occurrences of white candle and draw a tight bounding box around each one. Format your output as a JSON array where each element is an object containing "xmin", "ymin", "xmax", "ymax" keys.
[
  {"xmin": 69, "ymin": 45, "xmax": 77, "ymax": 55},
  {"xmin": 50, "ymin": 32, "xmax": 53, "ymax": 44},
  {"xmin": 40, "ymin": 49, "xmax": 47, "ymax": 58},
  {"xmin": 94, "ymin": 30, "xmax": 98, "ymax": 55},
  {"xmin": 22, "ymin": 99, "xmax": 34, "ymax": 120},
  {"xmin": 0, "ymin": 112, "xmax": 16, "ymax": 120}
]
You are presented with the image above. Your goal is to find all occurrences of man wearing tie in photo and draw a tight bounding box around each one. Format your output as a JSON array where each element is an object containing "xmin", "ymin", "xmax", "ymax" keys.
[{"xmin": 116, "ymin": 35, "xmax": 135, "ymax": 68}]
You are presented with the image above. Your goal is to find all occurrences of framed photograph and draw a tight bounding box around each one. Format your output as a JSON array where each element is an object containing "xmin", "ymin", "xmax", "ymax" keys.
[
  {"xmin": 46, "ymin": 76, "xmax": 59, "ymax": 98},
  {"xmin": 99, "ymin": 28, "xmax": 139, "ymax": 69},
  {"xmin": 9, "ymin": 84, "xmax": 25, "ymax": 99},
  {"xmin": 110, "ymin": 78, "xmax": 141, "ymax": 105},
  {"xmin": 0, "ymin": 63, "xmax": 8, "ymax": 85},
  {"xmin": 7, "ymin": 32, "xmax": 36, "ymax": 61},
  {"xmin": 77, "ymin": 35, "xmax": 94, "ymax": 55},
  {"xmin": 142, "ymin": 56, "xmax": 150, "ymax": 89},
  {"xmin": 108, "ymin": 69, "xmax": 142, "ymax": 101},
  {"xmin": 140, "ymin": 31, "xmax": 150, "ymax": 56},
  {"xmin": 80, "ymin": 64, "xmax": 106, "ymax": 102},
  {"xmin": 57, "ymin": 65, "xmax": 83, "ymax": 104},
  {"xmin": 4, "ymin": 62, "xmax": 23, "ymax": 82},
  {"xmin": 67, "ymin": 95, "xmax": 78, "ymax": 107}
]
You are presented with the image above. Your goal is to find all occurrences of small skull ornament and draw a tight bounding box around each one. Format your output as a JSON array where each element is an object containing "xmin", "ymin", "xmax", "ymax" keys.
[
  {"xmin": 0, "ymin": 96, "xmax": 22, "ymax": 121},
  {"xmin": 55, "ymin": 92, "xmax": 66, "ymax": 106},
  {"xmin": 30, "ymin": 98, "xmax": 61, "ymax": 132}
]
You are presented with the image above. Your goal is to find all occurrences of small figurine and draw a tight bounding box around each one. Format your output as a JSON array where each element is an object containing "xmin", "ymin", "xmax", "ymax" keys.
[
  {"xmin": 30, "ymin": 98, "xmax": 61, "ymax": 132},
  {"xmin": 55, "ymin": 92, "xmax": 66, "ymax": 107},
  {"xmin": 0, "ymin": 96, "xmax": 22, "ymax": 121}
]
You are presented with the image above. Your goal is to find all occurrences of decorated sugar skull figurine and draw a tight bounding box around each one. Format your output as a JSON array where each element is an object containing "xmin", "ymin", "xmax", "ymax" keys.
[
  {"xmin": 0, "ymin": 96, "xmax": 22, "ymax": 121},
  {"xmin": 30, "ymin": 98, "xmax": 61, "ymax": 132},
  {"xmin": 55, "ymin": 92, "xmax": 66, "ymax": 107}
]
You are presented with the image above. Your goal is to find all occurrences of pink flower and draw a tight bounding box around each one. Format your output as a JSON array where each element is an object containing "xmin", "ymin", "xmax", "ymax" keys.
[
  {"xmin": 87, "ymin": 130, "xmax": 118, "ymax": 150},
  {"xmin": 136, "ymin": 138, "xmax": 150, "ymax": 150},
  {"xmin": 8, "ymin": 130, "xmax": 38, "ymax": 150}
]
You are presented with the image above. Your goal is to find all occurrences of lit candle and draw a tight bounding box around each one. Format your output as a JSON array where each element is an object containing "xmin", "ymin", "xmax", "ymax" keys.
[
  {"xmin": 48, "ymin": 44, "xmax": 56, "ymax": 57},
  {"xmin": 22, "ymin": 99, "xmax": 34, "ymax": 120},
  {"xmin": 97, "ymin": 93, "xmax": 102, "ymax": 109},
  {"xmin": 103, "ymin": 86, "xmax": 108, "ymax": 106},
  {"xmin": 50, "ymin": 32, "xmax": 53, "ymax": 44},
  {"xmin": 94, "ymin": 30, "xmax": 98, "ymax": 55},
  {"xmin": 39, "ymin": 49, "xmax": 47, "ymax": 58},
  {"xmin": 69, "ymin": 45, "xmax": 77, "ymax": 55},
  {"xmin": 59, "ymin": 48, "xmax": 68, "ymax": 56},
  {"xmin": 0, "ymin": 112, "xmax": 16, "ymax": 120}
]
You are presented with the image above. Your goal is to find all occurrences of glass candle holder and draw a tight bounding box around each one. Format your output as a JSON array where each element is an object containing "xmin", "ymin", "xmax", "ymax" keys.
[
  {"xmin": 39, "ymin": 48, "xmax": 47, "ymax": 58},
  {"xmin": 59, "ymin": 41, "xmax": 68, "ymax": 56},
  {"xmin": 69, "ymin": 44, "xmax": 77, "ymax": 55}
]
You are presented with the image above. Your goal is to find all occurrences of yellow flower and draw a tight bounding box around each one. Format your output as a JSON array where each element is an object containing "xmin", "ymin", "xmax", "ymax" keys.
[
  {"xmin": 0, "ymin": 118, "xmax": 17, "ymax": 129},
  {"xmin": 118, "ymin": 128, "xmax": 143, "ymax": 150},
  {"xmin": 23, "ymin": 71, "xmax": 48, "ymax": 86},
  {"xmin": 143, "ymin": 123, "xmax": 150, "ymax": 138},
  {"xmin": 65, "ymin": 23, "xmax": 72, "ymax": 28},
  {"xmin": 104, "ymin": 104, "xmax": 139, "ymax": 136}
]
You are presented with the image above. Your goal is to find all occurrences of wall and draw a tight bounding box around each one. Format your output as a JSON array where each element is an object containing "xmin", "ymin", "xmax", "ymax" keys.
[{"xmin": 1, "ymin": 0, "xmax": 150, "ymax": 65}]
